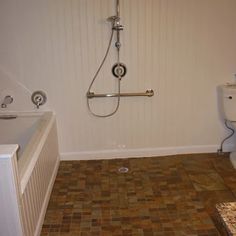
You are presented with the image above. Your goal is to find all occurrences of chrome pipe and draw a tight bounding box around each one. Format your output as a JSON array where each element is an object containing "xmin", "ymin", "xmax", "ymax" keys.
[
  {"xmin": 87, "ymin": 89, "xmax": 154, "ymax": 99},
  {"xmin": 116, "ymin": 0, "xmax": 120, "ymax": 18}
]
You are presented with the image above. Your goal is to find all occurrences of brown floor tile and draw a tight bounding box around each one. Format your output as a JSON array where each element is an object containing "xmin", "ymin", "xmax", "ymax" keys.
[
  {"xmin": 221, "ymin": 173, "xmax": 236, "ymax": 192},
  {"xmin": 182, "ymin": 158, "xmax": 215, "ymax": 174},
  {"xmin": 212, "ymin": 154, "xmax": 235, "ymax": 175},
  {"xmin": 194, "ymin": 156, "xmax": 236, "ymax": 236},
  {"xmin": 188, "ymin": 172, "xmax": 227, "ymax": 191},
  {"xmin": 197, "ymin": 190, "xmax": 235, "ymax": 215},
  {"xmin": 41, "ymin": 153, "xmax": 236, "ymax": 236}
]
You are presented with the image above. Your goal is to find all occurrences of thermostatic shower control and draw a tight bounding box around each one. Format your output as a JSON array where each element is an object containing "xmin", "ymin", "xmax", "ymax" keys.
[
  {"xmin": 31, "ymin": 90, "xmax": 47, "ymax": 109},
  {"xmin": 112, "ymin": 63, "xmax": 127, "ymax": 78}
]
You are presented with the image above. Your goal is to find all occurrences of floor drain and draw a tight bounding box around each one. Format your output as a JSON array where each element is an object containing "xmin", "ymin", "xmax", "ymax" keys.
[{"xmin": 118, "ymin": 167, "xmax": 129, "ymax": 173}]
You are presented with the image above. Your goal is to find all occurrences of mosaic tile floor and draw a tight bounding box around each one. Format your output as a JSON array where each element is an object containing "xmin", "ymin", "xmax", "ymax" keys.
[{"xmin": 41, "ymin": 153, "xmax": 236, "ymax": 236}]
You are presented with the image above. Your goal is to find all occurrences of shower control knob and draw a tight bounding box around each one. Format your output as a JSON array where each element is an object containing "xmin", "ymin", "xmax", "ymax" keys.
[
  {"xmin": 112, "ymin": 63, "xmax": 127, "ymax": 78},
  {"xmin": 31, "ymin": 90, "xmax": 47, "ymax": 109}
]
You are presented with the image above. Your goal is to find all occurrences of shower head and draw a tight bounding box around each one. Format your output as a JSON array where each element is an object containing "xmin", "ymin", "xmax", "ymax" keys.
[{"xmin": 107, "ymin": 15, "xmax": 120, "ymax": 23}]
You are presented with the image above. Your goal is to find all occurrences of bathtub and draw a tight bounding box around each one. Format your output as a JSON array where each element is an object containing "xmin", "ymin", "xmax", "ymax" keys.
[{"xmin": 0, "ymin": 111, "xmax": 59, "ymax": 236}]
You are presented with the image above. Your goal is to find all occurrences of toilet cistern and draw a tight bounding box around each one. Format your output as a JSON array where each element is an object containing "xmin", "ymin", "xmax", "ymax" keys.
[{"xmin": 219, "ymin": 84, "xmax": 236, "ymax": 169}]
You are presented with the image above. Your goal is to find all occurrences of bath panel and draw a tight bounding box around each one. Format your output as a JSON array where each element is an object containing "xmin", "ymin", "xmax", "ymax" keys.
[{"xmin": 0, "ymin": 112, "xmax": 59, "ymax": 236}]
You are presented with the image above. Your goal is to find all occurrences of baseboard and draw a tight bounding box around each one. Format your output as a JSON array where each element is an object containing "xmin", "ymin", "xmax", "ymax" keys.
[
  {"xmin": 35, "ymin": 156, "xmax": 60, "ymax": 236},
  {"xmin": 60, "ymin": 144, "xmax": 234, "ymax": 161}
]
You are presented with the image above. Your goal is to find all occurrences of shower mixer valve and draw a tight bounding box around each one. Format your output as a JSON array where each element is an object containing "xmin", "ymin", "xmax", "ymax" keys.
[
  {"xmin": 31, "ymin": 90, "xmax": 47, "ymax": 109},
  {"xmin": 112, "ymin": 63, "xmax": 127, "ymax": 78}
]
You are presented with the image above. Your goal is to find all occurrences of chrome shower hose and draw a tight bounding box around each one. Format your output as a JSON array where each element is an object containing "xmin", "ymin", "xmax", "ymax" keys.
[{"xmin": 86, "ymin": 29, "xmax": 121, "ymax": 118}]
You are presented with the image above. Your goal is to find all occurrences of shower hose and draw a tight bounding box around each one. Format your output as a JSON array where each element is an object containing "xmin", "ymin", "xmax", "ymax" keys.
[{"xmin": 86, "ymin": 29, "xmax": 121, "ymax": 118}]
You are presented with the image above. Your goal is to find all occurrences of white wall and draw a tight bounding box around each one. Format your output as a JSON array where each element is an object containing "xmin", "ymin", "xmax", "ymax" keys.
[{"xmin": 1, "ymin": 0, "xmax": 236, "ymax": 159}]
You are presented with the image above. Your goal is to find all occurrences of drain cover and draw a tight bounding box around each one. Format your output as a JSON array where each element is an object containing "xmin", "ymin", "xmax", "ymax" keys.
[{"xmin": 118, "ymin": 167, "xmax": 129, "ymax": 173}]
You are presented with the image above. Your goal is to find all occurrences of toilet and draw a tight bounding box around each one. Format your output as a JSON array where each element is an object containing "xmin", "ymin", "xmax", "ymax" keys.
[{"xmin": 219, "ymin": 84, "xmax": 236, "ymax": 168}]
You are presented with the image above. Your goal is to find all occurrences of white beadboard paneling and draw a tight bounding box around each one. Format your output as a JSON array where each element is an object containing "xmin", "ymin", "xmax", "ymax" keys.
[
  {"xmin": 21, "ymin": 122, "xmax": 59, "ymax": 236},
  {"xmin": 1, "ymin": 0, "xmax": 236, "ymax": 157}
]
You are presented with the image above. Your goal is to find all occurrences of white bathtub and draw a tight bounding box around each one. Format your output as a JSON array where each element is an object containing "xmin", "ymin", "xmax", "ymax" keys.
[{"xmin": 0, "ymin": 111, "xmax": 59, "ymax": 236}]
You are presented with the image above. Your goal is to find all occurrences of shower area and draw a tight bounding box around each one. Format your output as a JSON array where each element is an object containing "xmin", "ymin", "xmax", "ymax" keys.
[{"xmin": 86, "ymin": 0, "xmax": 154, "ymax": 118}]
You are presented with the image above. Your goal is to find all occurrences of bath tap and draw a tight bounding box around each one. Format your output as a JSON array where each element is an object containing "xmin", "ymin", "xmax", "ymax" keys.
[
  {"xmin": 1, "ymin": 95, "xmax": 13, "ymax": 108},
  {"xmin": 31, "ymin": 90, "xmax": 47, "ymax": 109}
]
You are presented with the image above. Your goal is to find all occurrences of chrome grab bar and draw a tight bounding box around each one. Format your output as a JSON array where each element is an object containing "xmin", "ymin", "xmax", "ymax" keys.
[{"xmin": 87, "ymin": 89, "xmax": 154, "ymax": 99}]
